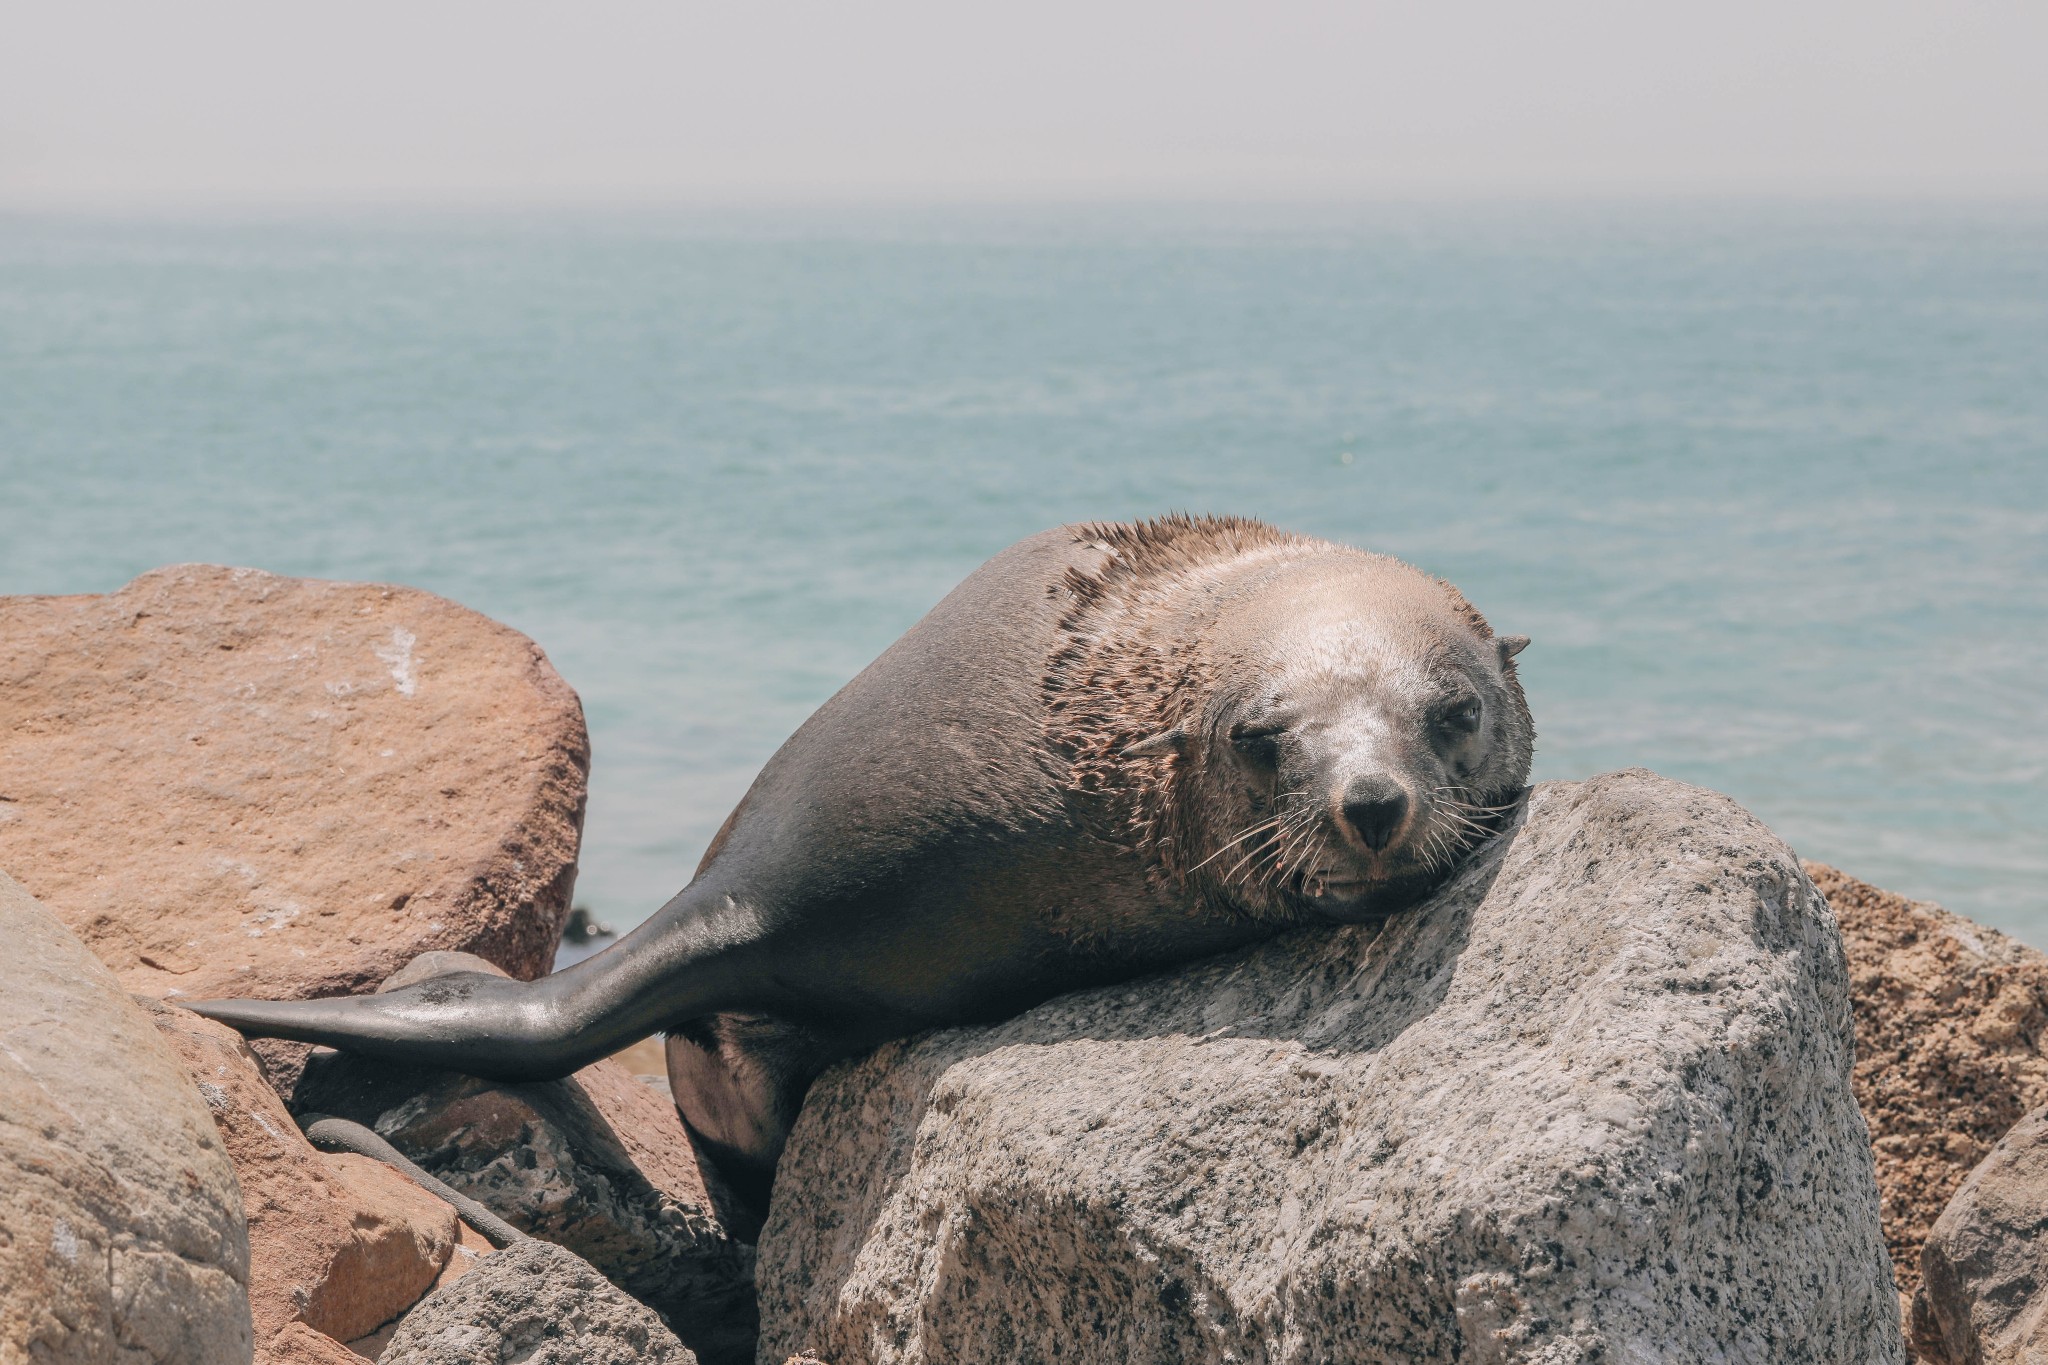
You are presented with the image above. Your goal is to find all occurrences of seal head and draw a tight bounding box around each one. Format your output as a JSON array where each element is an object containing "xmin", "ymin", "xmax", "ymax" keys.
[{"xmin": 1050, "ymin": 516, "xmax": 1533, "ymax": 925}]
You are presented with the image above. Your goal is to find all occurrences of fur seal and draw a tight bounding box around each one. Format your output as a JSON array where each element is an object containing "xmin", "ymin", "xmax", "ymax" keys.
[{"xmin": 191, "ymin": 516, "xmax": 1533, "ymax": 1185}]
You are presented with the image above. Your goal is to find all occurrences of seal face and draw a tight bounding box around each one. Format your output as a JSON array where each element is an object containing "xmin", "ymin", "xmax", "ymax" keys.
[
  {"xmin": 1049, "ymin": 517, "xmax": 1532, "ymax": 926},
  {"xmin": 189, "ymin": 516, "xmax": 1533, "ymax": 1190}
]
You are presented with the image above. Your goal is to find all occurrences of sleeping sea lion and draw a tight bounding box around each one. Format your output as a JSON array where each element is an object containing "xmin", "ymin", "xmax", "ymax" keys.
[{"xmin": 190, "ymin": 515, "xmax": 1534, "ymax": 1186}]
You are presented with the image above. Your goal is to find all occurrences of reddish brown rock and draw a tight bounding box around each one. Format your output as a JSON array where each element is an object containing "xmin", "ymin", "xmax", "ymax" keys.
[
  {"xmin": 144, "ymin": 998, "xmax": 460, "ymax": 1349},
  {"xmin": 0, "ymin": 564, "xmax": 588, "ymax": 1004},
  {"xmin": 1813, "ymin": 862, "xmax": 2048, "ymax": 1305},
  {"xmin": 337, "ymin": 1225, "xmax": 497, "ymax": 1365},
  {"xmin": 260, "ymin": 1321, "xmax": 365, "ymax": 1365}
]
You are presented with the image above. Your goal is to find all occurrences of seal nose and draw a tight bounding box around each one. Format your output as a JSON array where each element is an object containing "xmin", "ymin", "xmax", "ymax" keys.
[{"xmin": 1340, "ymin": 776, "xmax": 1409, "ymax": 852}]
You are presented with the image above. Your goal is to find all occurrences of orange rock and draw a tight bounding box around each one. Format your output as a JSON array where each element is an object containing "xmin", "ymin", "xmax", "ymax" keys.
[
  {"xmin": 0, "ymin": 564, "xmax": 588, "ymax": 1002},
  {"xmin": 260, "ymin": 1321, "xmax": 364, "ymax": 1365},
  {"xmin": 1812, "ymin": 862, "xmax": 2048, "ymax": 1304},
  {"xmin": 309, "ymin": 1155, "xmax": 460, "ymax": 1341},
  {"xmin": 144, "ymin": 999, "xmax": 459, "ymax": 1347}
]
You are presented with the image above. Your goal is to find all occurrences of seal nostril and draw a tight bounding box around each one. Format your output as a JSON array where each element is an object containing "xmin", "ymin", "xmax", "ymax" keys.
[{"xmin": 1341, "ymin": 779, "xmax": 1409, "ymax": 852}]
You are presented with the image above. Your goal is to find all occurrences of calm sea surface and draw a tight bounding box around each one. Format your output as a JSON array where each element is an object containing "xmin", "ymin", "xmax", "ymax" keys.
[{"xmin": 2, "ymin": 204, "xmax": 2043, "ymax": 946}]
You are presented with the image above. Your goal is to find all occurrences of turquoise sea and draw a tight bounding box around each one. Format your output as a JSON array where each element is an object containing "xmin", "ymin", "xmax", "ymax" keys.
[{"xmin": 2, "ymin": 203, "xmax": 2043, "ymax": 946}]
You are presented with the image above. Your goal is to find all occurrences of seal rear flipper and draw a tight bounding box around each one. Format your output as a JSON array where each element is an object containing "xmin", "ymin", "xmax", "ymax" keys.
[{"xmin": 183, "ymin": 971, "xmax": 618, "ymax": 1081}]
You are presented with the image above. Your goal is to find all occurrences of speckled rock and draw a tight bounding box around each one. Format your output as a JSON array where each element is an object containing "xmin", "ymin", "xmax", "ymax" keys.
[
  {"xmin": 1909, "ymin": 1103, "xmax": 2048, "ymax": 1363},
  {"xmin": 760, "ymin": 771, "xmax": 1902, "ymax": 1365},
  {"xmin": 1810, "ymin": 862, "xmax": 2048, "ymax": 1308},
  {"xmin": 292, "ymin": 952, "xmax": 757, "ymax": 1365},
  {"xmin": 0, "ymin": 564, "xmax": 588, "ymax": 1005},
  {"xmin": 379, "ymin": 1237, "xmax": 697, "ymax": 1365},
  {"xmin": 0, "ymin": 869, "xmax": 252, "ymax": 1364},
  {"xmin": 142, "ymin": 998, "xmax": 457, "ymax": 1351}
]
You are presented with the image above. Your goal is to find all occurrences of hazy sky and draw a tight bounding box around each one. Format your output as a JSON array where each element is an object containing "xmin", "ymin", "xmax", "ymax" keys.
[{"xmin": 5, "ymin": 1, "xmax": 2045, "ymax": 206}]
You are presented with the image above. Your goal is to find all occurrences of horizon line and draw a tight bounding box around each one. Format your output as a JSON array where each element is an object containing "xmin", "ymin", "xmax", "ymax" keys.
[{"xmin": 7, "ymin": 186, "xmax": 2048, "ymax": 220}]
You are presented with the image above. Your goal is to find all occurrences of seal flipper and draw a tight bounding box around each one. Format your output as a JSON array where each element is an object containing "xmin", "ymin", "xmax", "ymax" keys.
[
  {"xmin": 185, "ymin": 971, "xmax": 625, "ymax": 1081},
  {"xmin": 187, "ymin": 880, "xmax": 779, "ymax": 1080}
]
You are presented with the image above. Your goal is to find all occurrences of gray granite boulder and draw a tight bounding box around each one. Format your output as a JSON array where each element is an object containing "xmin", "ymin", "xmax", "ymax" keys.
[
  {"xmin": 1911, "ymin": 1103, "xmax": 2048, "ymax": 1363},
  {"xmin": 758, "ymin": 770, "xmax": 1902, "ymax": 1364},
  {"xmin": 0, "ymin": 869, "xmax": 253, "ymax": 1363},
  {"xmin": 378, "ymin": 1236, "xmax": 696, "ymax": 1364}
]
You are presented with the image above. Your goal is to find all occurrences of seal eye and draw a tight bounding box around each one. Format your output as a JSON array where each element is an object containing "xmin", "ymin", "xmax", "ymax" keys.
[
  {"xmin": 1229, "ymin": 722, "xmax": 1284, "ymax": 768},
  {"xmin": 1436, "ymin": 698, "xmax": 1482, "ymax": 736}
]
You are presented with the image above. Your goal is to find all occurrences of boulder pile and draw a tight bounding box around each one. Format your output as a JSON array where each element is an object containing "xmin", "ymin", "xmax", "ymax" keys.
[
  {"xmin": 1911, "ymin": 1104, "xmax": 2048, "ymax": 1363},
  {"xmin": 17, "ymin": 564, "xmax": 2048, "ymax": 1364},
  {"xmin": 0, "ymin": 567, "xmax": 596, "ymax": 1363},
  {"xmin": 292, "ymin": 953, "xmax": 758, "ymax": 1365},
  {"xmin": 141, "ymin": 997, "xmax": 478, "ymax": 1359}
]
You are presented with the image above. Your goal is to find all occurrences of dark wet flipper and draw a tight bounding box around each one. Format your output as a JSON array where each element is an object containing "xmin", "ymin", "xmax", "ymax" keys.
[
  {"xmin": 181, "ymin": 971, "xmax": 609, "ymax": 1081},
  {"xmin": 185, "ymin": 884, "xmax": 775, "ymax": 1083}
]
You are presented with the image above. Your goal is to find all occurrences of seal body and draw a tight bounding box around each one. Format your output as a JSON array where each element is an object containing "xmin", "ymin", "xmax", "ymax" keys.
[{"xmin": 193, "ymin": 517, "xmax": 1533, "ymax": 1185}]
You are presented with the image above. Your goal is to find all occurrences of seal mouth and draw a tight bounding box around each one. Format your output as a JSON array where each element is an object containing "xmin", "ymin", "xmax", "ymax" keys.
[
  {"xmin": 1298, "ymin": 851, "xmax": 1447, "ymax": 923},
  {"xmin": 1303, "ymin": 875, "xmax": 1395, "ymax": 925},
  {"xmin": 1301, "ymin": 873, "xmax": 1383, "ymax": 919}
]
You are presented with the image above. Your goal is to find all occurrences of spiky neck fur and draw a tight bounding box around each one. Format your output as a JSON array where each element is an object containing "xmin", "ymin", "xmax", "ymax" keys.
[{"xmin": 1043, "ymin": 515, "xmax": 1321, "ymax": 916}]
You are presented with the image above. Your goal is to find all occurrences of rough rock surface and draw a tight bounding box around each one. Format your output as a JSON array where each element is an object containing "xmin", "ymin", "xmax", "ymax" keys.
[
  {"xmin": 760, "ymin": 771, "xmax": 1902, "ymax": 1364},
  {"xmin": 0, "ymin": 564, "xmax": 588, "ymax": 1004},
  {"xmin": 142, "ymin": 999, "xmax": 458, "ymax": 1350},
  {"xmin": 1910, "ymin": 1104, "xmax": 2048, "ymax": 1363},
  {"xmin": 342, "ymin": 1223, "xmax": 498, "ymax": 1361},
  {"xmin": 292, "ymin": 952, "xmax": 757, "ymax": 1364},
  {"xmin": 379, "ymin": 1237, "xmax": 697, "ymax": 1365},
  {"xmin": 0, "ymin": 869, "xmax": 252, "ymax": 1364},
  {"xmin": 1812, "ymin": 861, "xmax": 2048, "ymax": 1304},
  {"xmin": 259, "ymin": 1321, "xmax": 365, "ymax": 1365}
]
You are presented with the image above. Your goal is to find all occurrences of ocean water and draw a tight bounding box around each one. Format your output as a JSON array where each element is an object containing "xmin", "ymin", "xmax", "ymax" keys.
[{"xmin": 2, "ymin": 203, "xmax": 2043, "ymax": 947}]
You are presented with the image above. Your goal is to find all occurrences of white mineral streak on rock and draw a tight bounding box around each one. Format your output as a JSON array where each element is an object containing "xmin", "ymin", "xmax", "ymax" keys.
[
  {"xmin": 377, "ymin": 626, "xmax": 419, "ymax": 698},
  {"xmin": 760, "ymin": 770, "xmax": 1903, "ymax": 1364}
]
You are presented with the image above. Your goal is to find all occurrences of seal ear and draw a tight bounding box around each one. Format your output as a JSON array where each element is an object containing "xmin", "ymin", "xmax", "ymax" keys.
[
  {"xmin": 1496, "ymin": 635, "xmax": 1530, "ymax": 664},
  {"xmin": 1120, "ymin": 727, "xmax": 1187, "ymax": 759}
]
